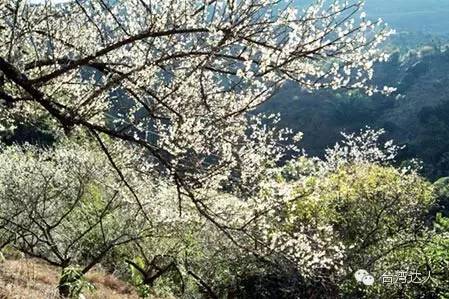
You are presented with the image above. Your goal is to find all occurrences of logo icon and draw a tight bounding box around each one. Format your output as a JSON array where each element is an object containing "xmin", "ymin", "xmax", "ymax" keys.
[{"xmin": 355, "ymin": 269, "xmax": 375, "ymax": 286}]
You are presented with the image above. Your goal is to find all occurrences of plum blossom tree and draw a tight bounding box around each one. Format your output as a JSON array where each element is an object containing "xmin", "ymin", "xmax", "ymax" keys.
[
  {"xmin": 0, "ymin": 139, "xmax": 254, "ymax": 297},
  {"xmin": 0, "ymin": 0, "xmax": 395, "ymax": 289},
  {"xmin": 0, "ymin": 141, "xmax": 158, "ymax": 297},
  {"xmin": 247, "ymin": 128, "xmax": 435, "ymax": 296},
  {"xmin": 0, "ymin": 0, "xmax": 392, "ymax": 190}
]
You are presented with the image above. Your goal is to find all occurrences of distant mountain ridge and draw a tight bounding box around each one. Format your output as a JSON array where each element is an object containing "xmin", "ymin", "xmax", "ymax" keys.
[{"xmin": 258, "ymin": 37, "xmax": 449, "ymax": 180}]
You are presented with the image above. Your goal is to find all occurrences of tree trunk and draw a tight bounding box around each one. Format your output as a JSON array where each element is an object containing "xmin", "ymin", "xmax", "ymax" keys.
[
  {"xmin": 58, "ymin": 275, "xmax": 71, "ymax": 298},
  {"xmin": 58, "ymin": 268, "xmax": 79, "ymax": 298}
]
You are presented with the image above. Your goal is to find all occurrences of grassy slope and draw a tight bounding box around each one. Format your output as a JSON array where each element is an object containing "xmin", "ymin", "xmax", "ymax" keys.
[{"xmin": 0, "ymin": 258, "xmax": 140, "ymax": 299}]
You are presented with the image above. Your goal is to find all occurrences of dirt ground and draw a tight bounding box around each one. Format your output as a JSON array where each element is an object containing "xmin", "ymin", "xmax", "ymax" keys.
[{"xmin": 0, "ymin": 258, "xmax": 140, "ymax": 299}]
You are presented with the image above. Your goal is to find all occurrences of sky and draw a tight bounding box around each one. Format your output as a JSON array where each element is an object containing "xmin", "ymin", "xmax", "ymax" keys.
[
  {"xmin": 28, "ymin": 0, "xmax": 449, "ymax": 34},
  {"xmin": 364, "ymin": 0, "xmax": 449, "ymax": 34},
  {"xmin": 296, "ymin": 0, "xmax": 449, "ymax": 34}
]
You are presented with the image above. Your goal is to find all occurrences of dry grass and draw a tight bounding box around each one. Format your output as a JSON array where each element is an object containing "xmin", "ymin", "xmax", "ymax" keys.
[
  {"xmin": 0, "ymin": 258, "xmax": 140, "ymax": 299},
  {"xmin": 86, "ymin": 272, "xmax": 136, "ymax": 297}
]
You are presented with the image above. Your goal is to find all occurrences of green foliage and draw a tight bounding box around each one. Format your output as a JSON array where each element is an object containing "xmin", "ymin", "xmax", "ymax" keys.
[
  {"xmin": 434, "ymin": 177, "xmax": 449, "ymax": 218},
  {"xmin": 273, "ymin": 160, "xmax": 440, "ymax": 297},
  {"xmin": 128, "ymin": 257, "xmax": 151, "ymax": 298},
  {"xmin": 355, "ymin": 213, "xmax": 449, "ymax": 299},
  {"xmin": 60, "ymin": 266, "xmax": 95, "ymax": 298}
]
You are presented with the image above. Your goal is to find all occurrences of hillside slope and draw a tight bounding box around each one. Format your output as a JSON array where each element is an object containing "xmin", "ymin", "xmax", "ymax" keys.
[
  {"xmin": 0, "ymin": 258, "xmax": 139, "ymax": 299},
  {"xmin": 258, "ymin": 43, "xmax": 449, "ymax": 179}
]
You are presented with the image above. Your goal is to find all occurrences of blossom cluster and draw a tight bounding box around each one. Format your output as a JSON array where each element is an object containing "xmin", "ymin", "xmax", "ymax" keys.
[{"xmin": 0, "ymin": 0, "xmax": 393, "ymax": 193}]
